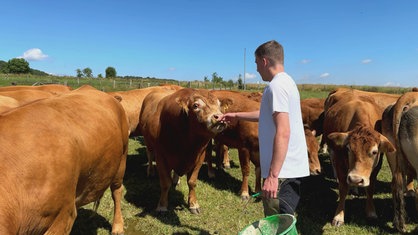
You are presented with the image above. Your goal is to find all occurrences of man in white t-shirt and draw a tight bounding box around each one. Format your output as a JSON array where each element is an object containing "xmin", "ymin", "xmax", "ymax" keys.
[{"xmin": 218, "ymin": 40, "xmax": 309, "ymax": 216}]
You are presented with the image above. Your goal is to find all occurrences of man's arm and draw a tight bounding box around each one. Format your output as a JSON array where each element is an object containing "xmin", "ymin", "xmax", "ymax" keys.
[{"xmin": 262, "ymin": 111, "xmax": 290, "ymax": 199}]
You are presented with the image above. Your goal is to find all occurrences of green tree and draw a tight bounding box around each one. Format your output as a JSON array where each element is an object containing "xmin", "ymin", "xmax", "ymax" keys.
[
  {"xmin": 105, "ymin": 66, "xmax": 117, "ymax": 78},
  {"xmin": 7, "ymin": 58, "xmax": 30, "ymax": 74},
  {"xmin": 227, "ymin": 79, "xmax": 234, "ymax": 88},
  {"xmin": 203, "ymin": 76, "xmax": 209, "ymax": 82},
  {"xmin": 211, "ymin": 72, "xmax": 223, "ymax": 83},
  {"xmin": 82, "ymin": 67, "xmax": 93, "ymax": 78},
  {"xmin": 237, "ymin": 74, "xmax": 243, "ymax": 89},
  {"xmin": 97, "ymin": 73, "xmax": 103, "ymax": 78},
  {"xmin": 76, "ymin": 69, "xmax": 83, "ymax": 78},
  {"xmin": 0, "ymin": 60, "xmax": 7, "ymax": 73}
]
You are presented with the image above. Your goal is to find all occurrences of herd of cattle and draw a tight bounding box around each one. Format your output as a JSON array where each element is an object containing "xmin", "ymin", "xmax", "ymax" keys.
[{"xmin": 0, "ymin": 83, "xmax": 417, "ymax": 234}]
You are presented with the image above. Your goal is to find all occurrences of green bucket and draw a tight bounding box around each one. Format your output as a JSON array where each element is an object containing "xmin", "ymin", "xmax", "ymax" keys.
[{"xmin": 239, "ymin": 214, "xmax": 297, "ymax": 235}]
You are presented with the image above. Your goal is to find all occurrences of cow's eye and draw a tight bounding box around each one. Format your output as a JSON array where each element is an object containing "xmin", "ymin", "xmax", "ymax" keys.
[
  {"xmin": 193, "ymin": 103, "xmax": 200, "ymax": 110},
  {"xmin": 371, "ymin": 150, "xmax": 378, "ymax": 156}
]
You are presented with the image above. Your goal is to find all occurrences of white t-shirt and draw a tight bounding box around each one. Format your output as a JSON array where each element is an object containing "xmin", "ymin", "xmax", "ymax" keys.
[{"xmin": 258, "ymin": 72, "xmax": 309, "ymax": 178}]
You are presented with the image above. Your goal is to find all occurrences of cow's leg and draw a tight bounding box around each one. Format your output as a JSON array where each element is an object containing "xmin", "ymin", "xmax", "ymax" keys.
[
  {"xmin": 156, "ymin": 159, "xmax": 172, "ymax": 212},
  {"xmin": 205, "ymin": 140, "xmax": 216, "ymax": 179},
  {"xmin": 187, "ymin": 152, "xmax": 205, "ymax": 214},
  {"xmin": 220, "ymin": 144, "xmax": 231, "ymax": 169},
  {"xmin": 364, "ymin": 155, "xmax": 383, "ymax": 220},
  {"xmin": 110, "ymin": 185, "xmax": 124, "ymax": 235},
  {"xmin": 109, "ymin": 153, "xmax": 127, "ymax": 235},
  {"xmin": 44, "ymin": 204, "xmax": 77, "ymax": 235},
  {"xmin": 332, "ymin": 151, "xmax": 349, "ymax": 226},
  {"xmin": 238, "ymin": 148, "xmax": 251, "ymax": 200},
  {"xmin": 146, "ymin": 147, "xmax": 155, "ymax": 177},
  {"xmin": 333, "ymin": 181, "xmax": 348, "ymax": 226},
  {"xmin": 252, "ymin": 151, "xmax": 262, "ymax": 193}
]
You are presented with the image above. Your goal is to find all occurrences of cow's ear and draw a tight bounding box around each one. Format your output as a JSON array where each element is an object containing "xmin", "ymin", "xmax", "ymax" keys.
[
  {"xmin": 379, "ymin": 134, "xmax": 396, "ymax": 153},
  {"xmin": 327, "ymin": 132, "xmax": 348, "ymax": 147},
  {"xmin": 175, "ymin": 96, "xmax": 189, "ymax": 113},
  {"xmin": 220, "ymin": 98, "xmax": 233, "ymax": 113}
]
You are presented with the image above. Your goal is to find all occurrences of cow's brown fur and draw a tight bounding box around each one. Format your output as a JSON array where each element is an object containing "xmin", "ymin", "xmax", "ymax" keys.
[
  {"xmin": 323, "ymin": 93, "xmax": 395, "ymax": 226},
  {"xmin": 0, "ymin": 84, "xmax": 71, "ymax": 95},
  {"xmin": 301, "ymin": 97, "xmax": 326, "ymax": 174},
  {"xmin": 389, "ymin": 92, "xmax": 418, "ymax": 232},
  {"xmin": 210, "ymin": 90, "xmax": 261, "ymax": 199},
  {"xmin": 0, "ymin": 85, "xmax": 129, "ymax": 234},
  {"xmin": 139, "ymin": 88, "xmax": 226, "ymax": 214},
  {"xmin": 108, "ymin": 85, "xmax": 182, "ymax": 136}
]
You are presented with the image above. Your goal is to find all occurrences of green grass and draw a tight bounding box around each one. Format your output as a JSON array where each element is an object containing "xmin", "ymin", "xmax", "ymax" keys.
[{"xmin": 69, "ymin": 137, "xmax": 418, "ymax": 235}]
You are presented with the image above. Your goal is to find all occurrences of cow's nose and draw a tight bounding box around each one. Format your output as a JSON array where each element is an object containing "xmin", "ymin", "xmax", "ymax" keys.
[{"xmin": 347, "ymin": 174, "xmax": 364, "ymax": 185}]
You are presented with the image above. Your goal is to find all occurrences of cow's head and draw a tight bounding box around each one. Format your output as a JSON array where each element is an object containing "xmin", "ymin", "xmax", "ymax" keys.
[
  {"xmin": 305, "ymin": 127, "xmax": 321, "ymax": 175},
  {"xmin": 176, "ymin": 89, "xmax": 226, "ymax": 134},
  {"xmin": 328, "ymin": 124, "xmax": 395, "ymax": 187}
]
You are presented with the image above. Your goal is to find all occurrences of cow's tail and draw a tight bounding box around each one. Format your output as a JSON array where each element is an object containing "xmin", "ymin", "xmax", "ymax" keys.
[
  {"xmin": 392, "ymin": 156, "xmax": 406, "ymax": 232},
  {"xmin": 91, "ymin": 199, "xmax": 101, "ymax": 215},
  {"xmin": 392, "ymin": 101, "xmax": 406, "ymax": 232},
  {"xmin": 86, "ymin": 199, "xmax": 102, "ymax": 220}
]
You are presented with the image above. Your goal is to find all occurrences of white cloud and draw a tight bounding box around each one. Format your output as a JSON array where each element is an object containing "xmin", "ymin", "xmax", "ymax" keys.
[
  {"xmin": 244, "ymin": 72, "xmax": 257, "ymax": 79},
  {"xmin": 168, "ymin": 67, "xmax": 176, "ymax": 71},
  {"xmin": 361, "ymin": 59, "xmax": 372, "ymax": 64},
  {"xmin": 301, "ymin": 59, "xmax": 311, "ymax": 64},
  {"xmin": 384, "ymin": 82, "xmax": 400, "ymax": 87},
  {"xmin": 320, "ymin": 73, "xmax": 330, "ymax": 78},
  {"xmin": 19, "ymin": 48, "xmax": 48, "ymax": 61}
]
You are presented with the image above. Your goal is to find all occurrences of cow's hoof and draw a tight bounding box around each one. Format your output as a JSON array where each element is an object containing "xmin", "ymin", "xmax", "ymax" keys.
[
  {"xmin": 190, "ymin": 207, "xmax": 201, "ymax": 214},
  {"xmin": 331, "ymin": 219, "xmax": 344, "ymax": 226},
  {"xmin": 241, "ymin": 194, "xmax": 250, "ymax": 201},
  {"xmin": 156, "ymin": 206, "xmax": 168, "ymax": 213},
  {"xmin": 111, "ymin": 231, "xmax": 124, "ymax": 235}
]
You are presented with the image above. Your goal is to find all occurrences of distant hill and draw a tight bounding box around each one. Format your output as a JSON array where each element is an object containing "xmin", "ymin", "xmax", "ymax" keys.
[{"xmin": 0, "ymin": 59, "xmax": 49, "ymax": 76}]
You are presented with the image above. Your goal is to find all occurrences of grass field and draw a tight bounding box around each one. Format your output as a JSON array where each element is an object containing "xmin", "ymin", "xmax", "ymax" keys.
[{"xmin": 69, "ymin": 137, "xmax": 418, "ymax": 235}]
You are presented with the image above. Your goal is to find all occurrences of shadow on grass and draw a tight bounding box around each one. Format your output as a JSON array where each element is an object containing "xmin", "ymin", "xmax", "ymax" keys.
[
  {"xmin": 297, "ymin": 153, "xmax": 418, "ymax": 234},
  {"xmin": 122, "ymin": 144, "xmax": 214, "ymax": 234},
  {"xmin": 70, "ymin": 208, "xmax": 112, "ymax": 235}
]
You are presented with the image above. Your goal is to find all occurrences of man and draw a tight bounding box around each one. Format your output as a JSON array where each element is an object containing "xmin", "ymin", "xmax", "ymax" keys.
[{"xmin": 218, "ymin": 40, "xmax": 309, "ymax": 216}]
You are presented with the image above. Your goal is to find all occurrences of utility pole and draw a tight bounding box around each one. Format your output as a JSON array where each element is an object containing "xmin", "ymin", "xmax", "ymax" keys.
[{"xmin": 244, "ymin": 48, "xmax": 246, "ymax": 90}]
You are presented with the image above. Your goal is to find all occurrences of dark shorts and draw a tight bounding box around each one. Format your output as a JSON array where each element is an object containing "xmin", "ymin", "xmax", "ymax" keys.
[{"xmin": 262, "ymin": 178, "xmax": 301, "ymax": 216}]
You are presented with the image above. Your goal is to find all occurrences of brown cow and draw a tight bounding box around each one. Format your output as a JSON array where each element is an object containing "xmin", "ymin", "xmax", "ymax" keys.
[
  {"xmin": 0, "ymin": 85, "xmax": 129, "ymax": 234},
  {"xmin": 108, "ymin": 85, "xmax": 182, "ymax": 136},
  {"xmin": 301, "ymin": 97, "xmax": 326, "ymax": 175},
  {"xmin": 206, "ymin": 91, "xmax": 263, "ymax": 172},
  {"xmin": 0, "ymin": 84, "xmax": 71, "ymax": 95},
  {"xmin": 139, "ymin": 88, "xmax": 226, "ymax": 214},
  {"xmin": 388, "ymin": 92, "xmax": 418, "ymax": 232},
  {"xmin": 323, "ymin": 93, "xmax": 395, "ymax": 226},
  {"xmin": 209, "ymin": 90, "xmax": 261, "ymax": 200},
  {"xmin": 324, "ymin": 87, "xmax": 400, "ymax": 111},
  {"xmin": 0, "ymin": 89, "xmax": 57, "ymax": 104},
  {"xmin": 0, "ymin": 95, "xmax": 19, "ymax": 113}
]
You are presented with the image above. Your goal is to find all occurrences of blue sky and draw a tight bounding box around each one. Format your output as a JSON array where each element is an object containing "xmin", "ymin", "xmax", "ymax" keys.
[{"xmin": 1, "ymin": 1, "xmax": 418, "ymax": 87}]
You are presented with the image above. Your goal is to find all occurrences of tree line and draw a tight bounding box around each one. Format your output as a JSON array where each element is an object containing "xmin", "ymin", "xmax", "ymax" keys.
[{"xmin": 1, "ymin": 58, "xmax": 247, "ymax": 89}]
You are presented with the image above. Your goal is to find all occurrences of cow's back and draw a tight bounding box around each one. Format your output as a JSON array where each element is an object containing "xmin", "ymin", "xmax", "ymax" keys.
[
  {"xmin": 0, "ymin": 85, "xmax": 129, "ymax": 234},
  {"xmin": 108, "ymin": 85, "xmax": 181, "ymax": 136},
  {"xmin": 0, "ymin": 84, "xmax": 71, "ymax": 95}
]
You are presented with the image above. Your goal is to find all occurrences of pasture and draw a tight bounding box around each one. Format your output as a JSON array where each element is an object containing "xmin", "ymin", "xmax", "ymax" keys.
[
  {"xmin": 70, "ymin": 137, "xmax": 418, "ymax": 234},
  {"xmin": 1, "ymin": 76, "xmax": 416, "ymax": 234}
]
